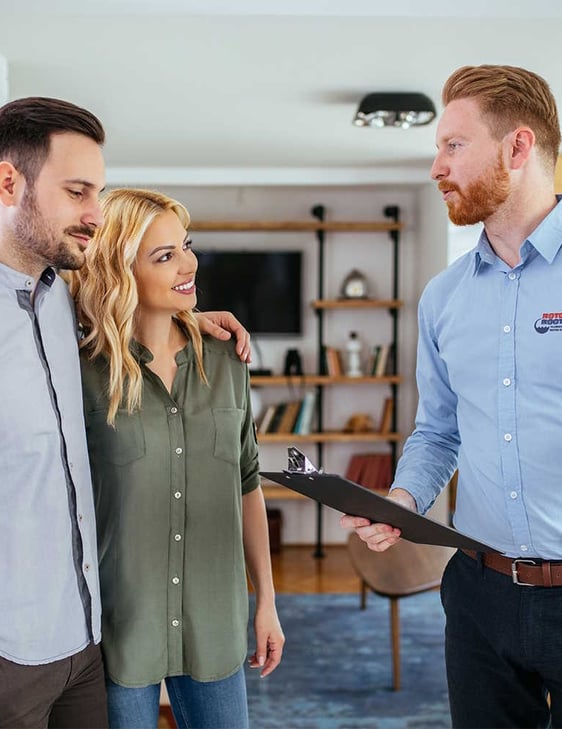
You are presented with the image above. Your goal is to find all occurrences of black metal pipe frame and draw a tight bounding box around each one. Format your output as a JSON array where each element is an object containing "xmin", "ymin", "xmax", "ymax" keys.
[
  {"xmin": 307, "ymin": 203, "xmax": 401, "ymax": 558},
  {"xmin": 384, "ymin": 205, "xmax": 401, "ymax": 470},
  {"xmin": 311, "ymin": 204, "xmax": 326, "ymax": 558}
]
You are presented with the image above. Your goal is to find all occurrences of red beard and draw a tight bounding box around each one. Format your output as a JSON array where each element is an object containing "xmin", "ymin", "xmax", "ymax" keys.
[{"xmin": 439, "ymin": 150, "xmax": 510, "ymax": 226}]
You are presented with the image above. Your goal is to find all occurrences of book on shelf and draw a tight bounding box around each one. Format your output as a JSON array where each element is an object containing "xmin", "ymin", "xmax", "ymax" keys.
[
  {"xmin": 369, "ymin": 343, "xmax": 396, "ymax": 377},
  {"xmin": 257, "ymin": 404, "xmax": 277, "ymax": 434},
  {"xmin": 293, "ymin": 391, "xmax": 316, "ymax": 435},
  {"xmin": 379, "ymin": 396, "xmax": 394, "ymax": 434},
  {"xmin": 368, "ymin": 344, "xmax": 381, "ymax": 375},
  {"xmin": 374, "ymin": 343, "xmax": 390, "ymax": 377},
  {"xmin": 383, "ymin": 342, "xmax": 396, "ymax": 376},
  {"xmin": 266, "ymin": 402, "xmax": 288, "ymax": 433},
  {"xmin": 325, "ymin": 345, "xmax": 343, "ymax": 376},
  {"xmin": 276, "ymin": 400, "xmax": 302, "ymax": 433},
  {"xmin": 345, "ymin": 452, "xmax": 393, "ymax": 494}
]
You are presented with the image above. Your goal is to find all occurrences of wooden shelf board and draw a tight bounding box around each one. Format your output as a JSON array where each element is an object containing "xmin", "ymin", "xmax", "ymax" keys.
[
  {"xmin": 261, "ymin": 481, "xmax": 307, "ymax": 500},
  {"xmin": 258, "ymin": 431, "xmax": 401, "ymax": 444},
  {"xmin": 311, "ymin": 298, "xmax": 403, "ymax": 310},
  {"xmin": 189, "ymin": 219, "xmax": 403, "ymax": 233},
  {"xmin": 251, "ymin": 375, "xmax": 402, "ymax": 386}
]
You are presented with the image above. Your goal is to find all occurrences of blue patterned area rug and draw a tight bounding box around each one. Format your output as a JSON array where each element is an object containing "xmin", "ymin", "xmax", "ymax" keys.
[{"xmin": 245, "ymin": 592, "xmax": 451, "ymax": 729}]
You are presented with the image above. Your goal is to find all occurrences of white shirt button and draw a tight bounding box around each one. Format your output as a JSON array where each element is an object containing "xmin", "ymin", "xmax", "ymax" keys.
[
  {"xmin": 504, "ymin": 433, "xmax": 512, "ymax": 442},
  {"xmin": 503, "ymin": 378, "xmax": 511, "ymax": 386},
  {"xmin": 503, "ymin": 325, "xmax": 511, "ymax": 333},
  {"xmin": 174, "ymin": 491, "xmax": 182, "ymax": 499},
  {"xmin": 520, "ymin": 545, "xmax": 528, "ymax": 552},
  {"xmin": 170, "ymin": 407, "xmax": 178, "ymax": 414},
  {"xmin": 84, "ymin": 563, "xmax": 90, "ymax": 571},
  {"xmin": 510, "ymin": 491, "xmax": 518, "ymax": 499},
  {"xmin": 175, "ymin": 447, "xmax": 183, "ymax": 455},
  {"xmin": 172, "ymin": 577, "xmax": 180, "ymax": 585},
  {"xmin": 508, "ymin": 272, "xmax": 517, "ymax": 280},
  {"xmin": 174, "ymin": 534, "xmax": 182, "ymax": 541},
  {"xmin": 171, "ymin": 619, "xmax": 180, "ymax": 627},
  {"xmin": 25, "ymin": 279, "xmax": 33, "ymax": 287}
]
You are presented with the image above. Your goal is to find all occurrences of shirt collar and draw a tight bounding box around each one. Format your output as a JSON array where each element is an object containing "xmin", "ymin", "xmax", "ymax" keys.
[
  {"xmin": 130, "ymin": 339, "xmax": 154, "ymax": 364},
  {"xmin": 0, "ymin": 262, "xmax": 57, "ymax": 292},
  {"xmin": 526, "ymin": 195, "xmax": 562, "ymax": 264},
  {"xmin": 473, "ymin": 195, "xmax": 562, "ymax": 274},
  {"xmin": 130, "ymin": 320, "xmax": 191, "ymax": 365}
]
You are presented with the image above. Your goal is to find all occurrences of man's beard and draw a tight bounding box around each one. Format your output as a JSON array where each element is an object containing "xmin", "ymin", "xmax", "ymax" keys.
[
  {"xmin": 439, "ymin": 150, "xmax": 510, "ymax": 226},
  {"xmin": 13, "ymin": 186, "xmax": 95, "ymax": 271}
]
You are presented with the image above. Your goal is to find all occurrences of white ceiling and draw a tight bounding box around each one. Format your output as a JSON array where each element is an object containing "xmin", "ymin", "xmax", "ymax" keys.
[{"xmin": 1, "ymin": 0, "xmax": 562, "ymax": 185}]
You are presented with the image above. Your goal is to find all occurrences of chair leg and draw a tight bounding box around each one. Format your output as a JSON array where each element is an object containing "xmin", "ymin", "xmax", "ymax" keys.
[
  {"xmin": 360, "ymin": 579, "xmax": 367, "ymax": 609},
  {"xmin": 390, "ymin": 597, "xmax": 400, "ymax": 691}
]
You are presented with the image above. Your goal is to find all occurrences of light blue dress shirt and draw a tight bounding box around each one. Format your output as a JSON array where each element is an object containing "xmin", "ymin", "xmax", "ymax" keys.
[
  {"xmin": 392, "ymin": 199, "xmax": 562, "ymax": 558},
  {"xmin": 0, "ymin": 263, "xmax": 101, "ymax": 664}
]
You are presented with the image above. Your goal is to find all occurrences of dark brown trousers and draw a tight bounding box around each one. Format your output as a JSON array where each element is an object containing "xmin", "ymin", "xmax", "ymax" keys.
[{"xmin": 0, "ymin": 641, "xmax": 108, "ymax": 729}]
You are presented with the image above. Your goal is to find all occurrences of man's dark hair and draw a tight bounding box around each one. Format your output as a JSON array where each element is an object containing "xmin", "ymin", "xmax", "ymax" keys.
[{"xmin": 0, "ymin": 96, "xmax": 105, "ymax": 186}]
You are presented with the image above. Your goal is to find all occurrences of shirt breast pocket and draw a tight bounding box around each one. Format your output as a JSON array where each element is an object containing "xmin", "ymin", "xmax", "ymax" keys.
[
  {"xmin": 212, "ymin": 407, "xmax": 243, "ymax": 464},
  {"xmin": 87, "ymin": 410, "xmax": 146, "ymax": 466}
]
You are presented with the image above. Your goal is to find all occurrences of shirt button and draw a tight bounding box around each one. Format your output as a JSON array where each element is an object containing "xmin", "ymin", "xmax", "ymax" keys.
[
  {"xmin": 503, "ymin": 325, "xmax": 511, "ymax": 333},
  {"xmin": 171, "ymin": 619, "xmax": 180, "ymax": 627},
  {"xmin": 520, "ymin": 545, "xmax": 528, "ymax": 552},
  {"xmin": 504, "ymin": 433, "xmax": 512, "ymax": 442},
  {"xmin": 510, "ymin": 491, "xmax": 518, "ymax": 499},
  {"xmin": 503, "ymin": 378, "xmax": 511, "ymax": 386},
  {"xmin": 175, "ymin": 447, "xmax": 183, "ymax": 455},
  {"xmin": 25, "ymin": 279, "xmax": 33, "ymax": 287},
  {"xmin": 170, "ymin": 407, "xmax": 178, "ymax": 414},
  {"xmin": 508, "ymin": 272, "xmax": 517, "ymax": 280},
  {"xmin": 174, "ymin": 491, "xmax": 182, "ymax": 499},
  {"xmin": 174, "ymin": 534, "xmax": 182, "ymax": 541},
  {"xmin": 172, "ymin": 577, "xmax": 180, "ymax": 585},
  {"xmin": 84, "ymin": 563, "xmax": 90, "ymax": 571}
]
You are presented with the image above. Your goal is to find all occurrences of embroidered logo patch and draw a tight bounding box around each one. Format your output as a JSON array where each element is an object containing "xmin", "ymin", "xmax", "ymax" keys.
[{"xmin": 534, "ymin": 312, "xmax": 562, "ymax": 334}]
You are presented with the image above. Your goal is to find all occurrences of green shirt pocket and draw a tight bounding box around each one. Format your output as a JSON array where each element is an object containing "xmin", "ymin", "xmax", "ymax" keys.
[
  {"xmin": 87, "ymin": 410, "xmax": 146, "ymax": 466},
  {"xmin": 212, "ymin": 407, "xmax": 243, "ymax": 464}
]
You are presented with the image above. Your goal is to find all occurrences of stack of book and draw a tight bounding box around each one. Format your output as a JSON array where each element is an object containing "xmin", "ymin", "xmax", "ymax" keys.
[
  {"xmin": 257, "ymin": 391, "xmax": 317, "ymax": 435},
  {"xmin": 345, "ymin": 452, "xmax": 393, "ymax": 493},
  {"xmin": 367, "ymin": 343, "xmax": 396, "ymax": 377},
  {"xmin": 320, "ymin": 345, "xmax": 343, "ymax": 376}
]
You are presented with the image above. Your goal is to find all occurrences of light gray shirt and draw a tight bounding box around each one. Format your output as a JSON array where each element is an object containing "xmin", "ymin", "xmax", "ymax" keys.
[{"xmin": 0, "ymin": 262, "xmax": 101, "ymax": 665}]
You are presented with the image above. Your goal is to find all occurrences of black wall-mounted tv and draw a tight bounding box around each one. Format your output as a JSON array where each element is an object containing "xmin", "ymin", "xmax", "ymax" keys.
[{"xmin": 194, "ymin": 249, "xmax": 302, "ymax": 337}]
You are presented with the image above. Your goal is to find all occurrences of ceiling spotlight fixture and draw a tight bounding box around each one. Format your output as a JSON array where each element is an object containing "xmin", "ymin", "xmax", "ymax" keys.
[{"xmin": 353, "ymin": 92, "xmax": 436, "ymax": 129}]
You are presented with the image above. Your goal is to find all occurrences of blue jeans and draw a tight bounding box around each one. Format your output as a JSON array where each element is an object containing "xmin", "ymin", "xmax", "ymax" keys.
[
  {"xmin": 441, "ymin": 549, "xmax": 562, "ymax": 728},
  {"xmin": 106, "ymin": 667, "xmax": 249, "ymax": 729}
]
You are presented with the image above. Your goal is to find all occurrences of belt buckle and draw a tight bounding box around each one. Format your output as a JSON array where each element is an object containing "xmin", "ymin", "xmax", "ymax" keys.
[{"xmin": 511, "ymin": 558, "xmax": 537, "ymax": 586}]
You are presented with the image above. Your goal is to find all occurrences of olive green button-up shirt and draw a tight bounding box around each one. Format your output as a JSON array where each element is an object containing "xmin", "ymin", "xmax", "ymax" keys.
[{"xmin": 80, "ymin": 336, "xmax": 260, "ymax": 686}]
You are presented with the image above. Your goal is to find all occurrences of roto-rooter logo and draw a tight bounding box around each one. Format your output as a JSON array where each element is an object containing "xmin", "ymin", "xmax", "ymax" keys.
[{"xmin": 534, "ymin": 312, "xmax": 562, "ymax": 334}]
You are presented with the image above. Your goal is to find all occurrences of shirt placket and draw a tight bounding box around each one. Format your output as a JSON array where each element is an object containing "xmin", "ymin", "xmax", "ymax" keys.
[
  {"xmin": 497, "ymin": 268, "xmax": 533, "ymax": 554},
  {"xmin": 167, "ymin": 401, "xmax": 186, "ymax": 673}
]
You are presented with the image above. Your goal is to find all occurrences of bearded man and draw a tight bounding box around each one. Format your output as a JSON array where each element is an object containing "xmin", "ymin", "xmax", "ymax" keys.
[
  {"xmin": 342, "ymin": 65, "xmax": 562, "ymax": 729},
  {"xmin": 0, "ymin": 97, "xmax": 250, "ymax": 729}
]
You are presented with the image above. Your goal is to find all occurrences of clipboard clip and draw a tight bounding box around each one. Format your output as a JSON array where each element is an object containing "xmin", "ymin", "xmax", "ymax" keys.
[{"xmin": 284, "ymin": 447, "xmax": 320, "ymax": 475}]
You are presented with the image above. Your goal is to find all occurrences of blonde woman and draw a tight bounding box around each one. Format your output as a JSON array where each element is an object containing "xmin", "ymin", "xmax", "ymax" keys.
[{"xmin": 68, "ymin": 188, "xmax": 284, "ymax": 729}]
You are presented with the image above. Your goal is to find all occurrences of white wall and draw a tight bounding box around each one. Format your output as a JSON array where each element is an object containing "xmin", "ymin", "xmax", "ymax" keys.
[{"xmin": 152, "ymin": 182, "xmax": 449, "ymax": 543}]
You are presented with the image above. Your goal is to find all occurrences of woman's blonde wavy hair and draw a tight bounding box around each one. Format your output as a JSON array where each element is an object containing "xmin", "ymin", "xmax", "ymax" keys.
[{"xmin": 67, "ymin": 187, "xmax": 207, "ymax": 425}]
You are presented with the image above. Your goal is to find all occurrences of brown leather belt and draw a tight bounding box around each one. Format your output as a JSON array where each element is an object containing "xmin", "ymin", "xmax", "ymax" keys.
[{"xmin": 461, "ymin": 549, "xmax": 562, "ymax": 587}]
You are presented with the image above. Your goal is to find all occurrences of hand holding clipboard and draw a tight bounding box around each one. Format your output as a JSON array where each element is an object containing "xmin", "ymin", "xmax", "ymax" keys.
[{"xmin": 261, "ymin": 447, "xmax": 496, "ymax": 552}]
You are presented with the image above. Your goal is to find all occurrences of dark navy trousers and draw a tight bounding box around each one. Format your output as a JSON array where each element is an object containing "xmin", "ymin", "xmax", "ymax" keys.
[{"xmin": 441, "ymin": 549, "xmax": 562, "ymax": 728}]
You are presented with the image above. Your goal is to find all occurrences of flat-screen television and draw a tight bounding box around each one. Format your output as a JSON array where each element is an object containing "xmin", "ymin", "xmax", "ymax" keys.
[{"xmin": 194, "ymin": 249, "xmax": 302, "ymax": 337}]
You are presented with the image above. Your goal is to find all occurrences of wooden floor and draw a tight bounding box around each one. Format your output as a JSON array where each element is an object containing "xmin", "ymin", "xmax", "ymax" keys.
[
  {"xmin": 269, "ymin": 543, "xmax": 360, "ymax": 594},
  {"xmin": 158, "ymin": 545, "xmax": 358, "ymax": 727}
]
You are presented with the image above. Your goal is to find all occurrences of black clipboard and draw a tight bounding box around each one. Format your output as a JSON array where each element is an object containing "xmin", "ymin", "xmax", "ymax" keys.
[{"xmin": 261, "ymin": 448, "xmax": 496, "ymax": 553}]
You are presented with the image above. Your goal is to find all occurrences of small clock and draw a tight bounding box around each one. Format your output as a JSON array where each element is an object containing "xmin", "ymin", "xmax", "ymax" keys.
[{"xmin": 340, "ymin": 269, "xmax": 369, "ymax": 299}]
